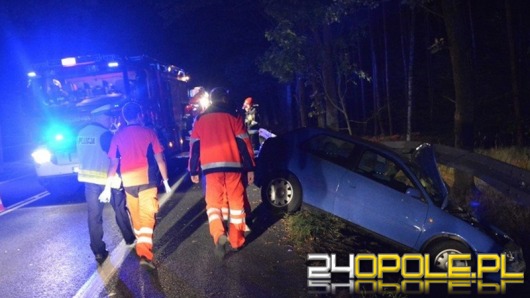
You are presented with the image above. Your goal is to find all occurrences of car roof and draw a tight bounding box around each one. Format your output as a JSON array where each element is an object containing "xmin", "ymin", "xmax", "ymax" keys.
[{"xmin": 285, "ymin": 127, "xmax": 409, "ymax": 160}]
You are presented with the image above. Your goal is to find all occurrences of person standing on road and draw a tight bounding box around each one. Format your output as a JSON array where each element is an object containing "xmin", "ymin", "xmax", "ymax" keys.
[
  {"xmin": 99, "ymin": 101, "xmax": 171, "ymax": 270},
  {"xmin": 242, "ymin": 97, "xmax": 260, "ymax": 151},
  {"xmin": 77, "ymin": 104, "xmax": 136, "ymax": 265},
  {"xmin": 188, "ymin": 87, "xmax": 255, "ymax": 259}
]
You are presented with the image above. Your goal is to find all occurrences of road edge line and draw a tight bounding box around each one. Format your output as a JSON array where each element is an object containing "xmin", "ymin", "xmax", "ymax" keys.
[{"xmin": 0, "ymin": 191, "xmax": 50, "ymax": 217}]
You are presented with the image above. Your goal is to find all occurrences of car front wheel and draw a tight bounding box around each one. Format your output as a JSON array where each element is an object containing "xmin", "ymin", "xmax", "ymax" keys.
[
  {"xmin": 426, "ymin": 240, "xmax": 473, "ymax": 272},
  {"xmin": 261, "ymin": 172, "xmax": 302, "ymax": 214}
]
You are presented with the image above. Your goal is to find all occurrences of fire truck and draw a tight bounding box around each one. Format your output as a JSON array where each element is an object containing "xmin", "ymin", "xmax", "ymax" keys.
[{"xmin": 26, "ymin": 54, "xmax": 190, "ymax": 194}]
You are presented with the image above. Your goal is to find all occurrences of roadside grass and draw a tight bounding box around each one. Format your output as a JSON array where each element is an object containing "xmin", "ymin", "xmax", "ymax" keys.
[
  {"xmin": 283, "ymin": 209, "xmax": 347, "ymax": 254},
  {"xmin": 469, "ymin": 147, "xmax": 530, "ymax": 251}
]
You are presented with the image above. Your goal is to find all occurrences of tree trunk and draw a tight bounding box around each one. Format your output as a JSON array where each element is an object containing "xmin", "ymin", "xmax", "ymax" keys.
[
  {"xmin": 357, "ymin": 40, "xmax": 367, "ymax": 134},
  {"xmin": 505, "ymin": 0, "xmax": 523, "ymax": 146},
  {"xmin": 406, "ymin": 7, "xmax": 416, "ymax": 142},
  {"xmin": 370, "ymin": 21, "xmax": 384, "ymax": 136},
  {"xmin": 441, "ymin": 0, "xmax": 475, "ymax": 150},
  {"xmin": 441, "ymin": 0, "xmax": 476, "ymax": 198},
  {"xmin": 295, "ymin": 75, "xmax": 307, "ymax": 128},
  {"xmin": 382, "ymin": 1, "xmax": 393, "ymax": 135},
  {"xmin": 316, "ymin": 24, "xmax": 339, "ymax": 131},
  {"xmin": 424, "ymin": 10, "xmax": 434, "ymax": 128},
  {"xmin": 285, "ymin": 84, "xmax": 294, "ymax": 130},
  {"xmin": 399, "ymin": 5, "xmax": 409, "ymax": 139}
]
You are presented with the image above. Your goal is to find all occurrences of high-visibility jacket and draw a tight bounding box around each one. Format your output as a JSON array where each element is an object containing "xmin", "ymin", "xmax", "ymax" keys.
[
  {"xmin": 188, "ymin": 105, "xmax": 255, "ymax": 176},
  {"xmin": 77, "ymin": 123, "xmax": 113, "ymax": 186},
  {"xmin": 108, "ymin": 124, "xmax": 164, "ymax": 187}
]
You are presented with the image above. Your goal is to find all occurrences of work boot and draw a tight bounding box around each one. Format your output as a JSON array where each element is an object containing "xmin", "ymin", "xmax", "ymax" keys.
[
  {"xmin": 95, "ymin": 250, "xmax": 109, "ymax": 265},
  {"xmin": 140, "ymin": 257, "xmax": 156, "ymax": 270},
  {"xmin": 215, "ymin": 235, "xmax": 228, "ymax": 259},
  {"xmin": 244, "ymin": 224, "xmax": 251, "ymax": 237}
]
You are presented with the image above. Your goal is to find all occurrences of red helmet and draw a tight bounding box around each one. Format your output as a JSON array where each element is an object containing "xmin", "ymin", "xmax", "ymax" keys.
[{"xmin": 243, "ymin": 97, "xmax": 253, "ymax": 109}]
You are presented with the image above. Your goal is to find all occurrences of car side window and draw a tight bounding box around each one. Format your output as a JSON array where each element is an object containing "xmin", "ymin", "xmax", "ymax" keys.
[
  {"xmin": 356, "ymin": 150, "xmax": 417, "ymax": 195},
  {"xmin": 304, "ymin": 135, "xmax": 356, "ymax": 168}
]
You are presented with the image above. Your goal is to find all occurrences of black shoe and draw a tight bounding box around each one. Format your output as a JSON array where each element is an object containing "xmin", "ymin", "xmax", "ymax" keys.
[
  {"xmin": 227, "ymin": 245, "xmax": 241, "ymax": 252},
  {"xmin": 215, "ymin": 235, "xmax": 228, "ymax": 259},
  {"xmin": 244, "ymin": 224, "xmax": 251, "ymax": 237},
  {"xmin": 140, "ymin": 257, "xmax": 156, "ymax": 270},
  {"xmin": 95, "ymin": 250, "xmax": 109, "ymax": 265}
]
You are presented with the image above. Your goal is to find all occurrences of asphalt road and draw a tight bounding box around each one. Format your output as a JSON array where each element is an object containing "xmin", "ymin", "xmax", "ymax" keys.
[
  {"xmin": 91, "ymin": 177, "xmax": 309, "ymax": 297},
  {"xmin": 2, "ymin": 159, "xmax": 529, "ymax": 297},
  {"xmin": 0, "ymin": 160, "xmax": 310, "ymax": 298}
]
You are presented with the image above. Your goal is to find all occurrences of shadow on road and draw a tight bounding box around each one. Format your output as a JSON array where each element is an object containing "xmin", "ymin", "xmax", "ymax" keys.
[
  {"xmin": 155, "ymin": 197, "xmax": 208, "ymax": 262},
  {"xmin": 243, "ymin": 203, "xmax": 283, "ymax": 247},
  {"xmin": 154, "ymin": 185, "xmax": 283, "ymax": 263}
]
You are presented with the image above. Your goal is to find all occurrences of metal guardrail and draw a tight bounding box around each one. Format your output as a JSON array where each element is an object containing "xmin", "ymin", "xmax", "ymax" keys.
[{"xmin": 383, "ymin": 141, "xmax": 530, "ymax": 206}]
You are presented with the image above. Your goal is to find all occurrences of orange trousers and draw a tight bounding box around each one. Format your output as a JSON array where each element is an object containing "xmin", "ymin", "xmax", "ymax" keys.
[
  {"xmin": 125, "ymin": 187, "xmax": 159, "ymax": 261},
  {"xmin": 205, "ymin": 172, "xmax": 246, "ymax": 249}
]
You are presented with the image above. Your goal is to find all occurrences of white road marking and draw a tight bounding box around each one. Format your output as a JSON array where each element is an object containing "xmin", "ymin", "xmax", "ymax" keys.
[
  {"xmin": 73, "ymin": 241, "xmax": 133, "ymax": 298},
  {"xmin": 0, "ymin": 191, "xmax": 50, "ymax": 217},
  {"xmin": 74, "ymin": 172, "xmax": 190, "ymax": 298}
]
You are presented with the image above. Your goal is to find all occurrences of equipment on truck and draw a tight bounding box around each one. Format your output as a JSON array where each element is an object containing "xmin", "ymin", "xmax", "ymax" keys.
[
  {"xmin": 26, "ymin": 54, "xmax": 190, "ymax": 194},
  {"xmin": 181, "ymin": 86, "xmax": 211, "ymax": 151}
]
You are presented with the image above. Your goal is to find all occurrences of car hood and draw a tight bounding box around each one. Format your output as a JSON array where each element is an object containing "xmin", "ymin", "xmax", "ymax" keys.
[
  {"xmin": 412, "ymin": 143, "xmax": 449, "ymax": 209},
  {"xmin": 412, "ymin": 144, "xmax": 517, "ymax": 250}
]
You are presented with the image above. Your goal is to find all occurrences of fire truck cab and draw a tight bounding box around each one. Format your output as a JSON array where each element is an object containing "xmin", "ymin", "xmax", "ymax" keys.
[{"xmin": 26, "ymin": 54, "xmax": 190, "ymax": 194}]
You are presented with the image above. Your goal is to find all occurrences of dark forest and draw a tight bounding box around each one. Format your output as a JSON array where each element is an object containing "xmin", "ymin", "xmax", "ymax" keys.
[{"xmin": 1, "ymin": 0, "xmax": 530, "ymax": 160}]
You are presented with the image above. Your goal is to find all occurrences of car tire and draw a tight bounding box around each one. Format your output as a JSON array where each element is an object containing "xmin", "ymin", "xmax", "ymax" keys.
[
  {"xmin": 426, "ymin": 240, "xmax": 473, "ymax": 272},
  {"xmin": 261, "ymin": 172, "xmax": 302, "ymax": 214}
]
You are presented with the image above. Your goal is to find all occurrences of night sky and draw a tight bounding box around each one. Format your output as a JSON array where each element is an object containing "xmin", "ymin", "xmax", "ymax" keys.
[{"xmin": 1, "ymin": 0, "xmax": 270, "ymax": 94}]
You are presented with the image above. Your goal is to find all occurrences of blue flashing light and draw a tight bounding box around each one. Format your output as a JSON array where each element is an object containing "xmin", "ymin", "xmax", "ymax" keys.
[
  {"xmin": 28, "ymin": 71, "xmax": 37, "ymax": 78},
  {"xmin": 108, "ymin": 61, "xmax": 119, "ymax": 68},
  {"xmin": 44, "ymin": 124, "xmax": 75, "ymax": 149}
]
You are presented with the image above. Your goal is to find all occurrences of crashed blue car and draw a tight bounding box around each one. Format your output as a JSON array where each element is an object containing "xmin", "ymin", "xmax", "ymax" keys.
[{"xmin": 255, "ymin": 127, "xmax": 525, "ymax": 273}]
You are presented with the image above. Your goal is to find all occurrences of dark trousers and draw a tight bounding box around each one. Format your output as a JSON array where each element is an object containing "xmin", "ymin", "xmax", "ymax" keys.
[{"xmin": 85, "ymin": 183, "xmax": 135, "ymax": 255}]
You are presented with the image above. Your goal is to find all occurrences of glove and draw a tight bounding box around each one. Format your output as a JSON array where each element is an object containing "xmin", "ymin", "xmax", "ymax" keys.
[
  {"xmin": 109, "ymin": 174, "xmax": 122, "ymax": 189},
  {"xmin": 163, "ymin": 179, "xmax": 171, "ymax": 193},
  {"xmin": 98, "ymin": 185, "xmax": 111, "ymax": 203},
  {"xmin": 98, "ymin": 177, "xmax": 113, "ymax": 203}
]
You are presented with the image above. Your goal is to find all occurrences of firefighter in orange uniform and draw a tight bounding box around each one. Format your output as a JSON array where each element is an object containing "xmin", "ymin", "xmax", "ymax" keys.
[
  {"xmin": 188, "ymin": 87, "xmax": 255, "ymax": 259},
  {"xmin": 99, "ymin": 102, "xmax": 171, "ymax": 270}
]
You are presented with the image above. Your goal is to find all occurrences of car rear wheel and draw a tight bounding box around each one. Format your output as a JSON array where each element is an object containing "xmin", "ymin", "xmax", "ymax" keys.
[
  {"xmin": 426, "ymin": 240, "xmax": 473, "ymax": 272},
  {"xmin": 261, "ymin": 172, "xmax": 302, "ymax": 214}
]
